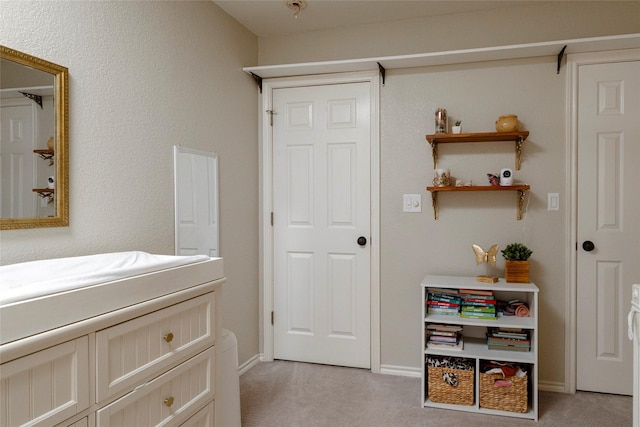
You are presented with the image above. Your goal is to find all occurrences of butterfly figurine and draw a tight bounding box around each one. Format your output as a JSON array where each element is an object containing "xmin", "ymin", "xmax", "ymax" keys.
[{"xmin": 472, "ymin": 244, "xmax": 499, "ymax": 267}]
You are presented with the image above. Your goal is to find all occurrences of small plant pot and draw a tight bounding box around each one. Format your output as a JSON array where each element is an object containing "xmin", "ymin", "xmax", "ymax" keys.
[
  {"xmin": 505, "ymin": 260, "xmax": 530, "ymax": 283},
  {"xmin": 452, "ymin": 126, "xmax": 462, "ymax": 134}
]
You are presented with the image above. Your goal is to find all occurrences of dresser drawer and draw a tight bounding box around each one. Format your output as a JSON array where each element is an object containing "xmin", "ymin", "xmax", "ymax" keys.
[
  {"xmin": 180, "ymin": 401, "xmax": 214, "ymax": 427},
  {"xmin": 96, "ymin": 347, "xmax": 215, "ymax": 427},
  {"xmin": 0, "ymin": 337, "xmax": 89, "ymax": 427},
  {"xmin": 96, "ymin": 292, "xmax": 215, "ymax": 401}
]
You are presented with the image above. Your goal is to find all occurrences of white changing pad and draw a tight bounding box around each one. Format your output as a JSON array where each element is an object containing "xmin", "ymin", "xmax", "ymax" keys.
[{"xmin": 0, "ymin": 251, "xmax": 210, "ymax": 306}]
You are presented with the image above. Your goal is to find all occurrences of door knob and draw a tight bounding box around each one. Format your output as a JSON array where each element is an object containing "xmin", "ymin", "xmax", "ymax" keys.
[
  {"xmin": 357, "ymin": 236, "xmax": 367, "ymax": 246},
  {"xmin": 582, "ymin": 241, "xmax": 595, "ymax": 252}
]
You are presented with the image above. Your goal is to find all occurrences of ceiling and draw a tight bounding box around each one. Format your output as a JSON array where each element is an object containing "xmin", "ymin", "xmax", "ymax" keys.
[{"xmin": 212, "ymin": 0, "xmax": 538, "ymax": 37}]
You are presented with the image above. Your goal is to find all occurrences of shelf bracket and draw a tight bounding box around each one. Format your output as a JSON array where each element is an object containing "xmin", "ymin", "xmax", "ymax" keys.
[
  {"xmin": 515, "ymin": 136, "xmax": 523, "ymax": 170},
  {"xmin": 431, "ymin": 192, "xmax": 439, "ymax": 220},
  {"xmin": 250, "ymin": 72, "xmax": 263, "ymax": 93},
  {"xmin": 37, "ymin": 151, "xmax": 55, "ymax": 166},
  {"xmin": 430, "ymin": 142, "xmax": 438, "ymax": 169},
  {"xmin": 517, "ymin": 189, "xmax": 527, "ymax": 220},
  {"xmin": 377, "ymin": 62, "xmax": 386, "ymax": 86},
  {"xmin": 19, "ymin": 91, "xmax": 43, "ymax": 109},
  {"xmin": 33, "ymin": 189, "xmax": 54, "ymax": 204},
  {"xmin": 557, "ymin": 45, "xmax": 567, "ymax": 74}
]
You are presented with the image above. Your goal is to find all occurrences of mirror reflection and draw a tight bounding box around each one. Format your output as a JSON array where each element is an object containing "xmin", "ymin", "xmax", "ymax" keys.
[{"xmin": 0, "ymin": 46, "xmax": 68, "ymax": 229}]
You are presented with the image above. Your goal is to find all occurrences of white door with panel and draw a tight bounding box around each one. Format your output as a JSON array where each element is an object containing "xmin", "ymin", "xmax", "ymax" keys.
[
  {"xmin": 272, "ymin": 82, "xmax": 371, "ymax": 368},
  {"xmin": 174, "ymin": 146, "xmax": 219, "ymax": 257},
  {"xmin": 576, "ymin": 58, "xmax": 640, "ymax": 395},
  {"xmin": 0, "ymin": 100, "xmax": 36, "ymax": 218}
]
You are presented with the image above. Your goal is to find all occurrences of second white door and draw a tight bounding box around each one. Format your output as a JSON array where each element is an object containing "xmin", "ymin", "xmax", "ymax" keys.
[
  {"xmin": 272, "ymin": 82, "xmax": 371, "ymax": 368},
  {"xmin": 576, "ymin": 57, "xmax": 640, "ymax": 395}
]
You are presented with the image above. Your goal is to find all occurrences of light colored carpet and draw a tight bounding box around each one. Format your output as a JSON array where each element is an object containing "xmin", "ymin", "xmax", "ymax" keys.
[{"xmin": 240, "ymin": 361, "xmax": 632, "ymax": 427}]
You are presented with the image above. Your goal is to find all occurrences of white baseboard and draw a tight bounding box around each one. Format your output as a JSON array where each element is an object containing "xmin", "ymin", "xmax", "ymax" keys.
[
  {"xmin": 239, "ymin": 353, "xmax": 263, "ymax": 375},
  {"xmin": 539, "ymin": 380, "xmax": 567, "ymax": 393},
  {"xmin": 379, "ymin": 364, "xmax": 422, "ymax": 378}
]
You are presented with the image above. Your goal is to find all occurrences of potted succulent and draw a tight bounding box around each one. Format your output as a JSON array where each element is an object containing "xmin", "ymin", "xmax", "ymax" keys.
[
  {"xmin": 452, "ymin": 120, "xmax": 462, "ymax": 134},
  {"xmin": 501, "ymin": 242, "xmax": 532, "ymax": 283}
]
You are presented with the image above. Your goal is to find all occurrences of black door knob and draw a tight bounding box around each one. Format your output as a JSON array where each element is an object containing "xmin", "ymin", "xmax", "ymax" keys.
[
  {"xmin": 357, "ymin": 236, "xmax": 367, "ymax": 246},
  {"xmin": 582, "ymin": 241, "xmax": 595, "ymax": 252}
]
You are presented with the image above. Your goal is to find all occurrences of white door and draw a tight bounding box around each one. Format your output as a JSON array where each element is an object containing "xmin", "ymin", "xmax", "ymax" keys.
[
  {"xmin": 174, "ymin": 146, "xmax": 219, "ymax": 257},
  {"xmin": 272, "ymin": 82, "xmax": 371, "ymax": 368},
  {"xmin": 0, "ymin": 101, "xmax": 36, "ymax": 218},
  {"xmin": 576, "ymin": 59, "xmax": 640, "ymax": 395}
]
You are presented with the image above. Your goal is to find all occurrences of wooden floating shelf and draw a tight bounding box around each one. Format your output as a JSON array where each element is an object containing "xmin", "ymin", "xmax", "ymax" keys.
[
  {"xmin": 425, "ymin": 131, "xmax": 529, "ymax": 144},
  {"xmin": 426, "ymin": 185, "xmax": 530, "ymax": 192},
  {"xmin": 426, "ymin": 185, "xmax": 530, "ymax": 220},
  {"xmin": 426, "ymin": 131, "xmax": 529, "ymax": 170}
]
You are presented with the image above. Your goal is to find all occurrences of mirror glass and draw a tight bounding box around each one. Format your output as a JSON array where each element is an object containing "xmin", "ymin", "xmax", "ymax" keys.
[{"xmin": 0, "ymin": 45, "xmax": 68, "ymax": 229}]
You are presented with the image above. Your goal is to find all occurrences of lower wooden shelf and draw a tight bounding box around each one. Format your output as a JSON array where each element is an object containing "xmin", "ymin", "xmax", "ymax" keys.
[{"xmin": 426, "ymin": 185, "xmax": 530, "ymax": 220}]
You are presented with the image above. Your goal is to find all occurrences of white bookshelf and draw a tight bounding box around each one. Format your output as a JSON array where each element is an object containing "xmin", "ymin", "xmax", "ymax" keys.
[{"xmin": 421, "ymin": 275, "xmax": 539, "ymax": 420}]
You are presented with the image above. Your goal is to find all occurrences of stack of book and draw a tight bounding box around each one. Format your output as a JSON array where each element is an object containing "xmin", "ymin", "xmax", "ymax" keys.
[
  {"xmin": 426, "ymin": 324, "xmax": 464, "ymax": 351},
  {"xmin": 426, "ymin": 289, "xmax": 461, "ymax": 316},
  {"xmin": 486, "ymin": 327, "xmax": 531, "ymax": 352},
  {"xmin": 459, "ymin": 289, "xmax": 497, "ymax": 320}
]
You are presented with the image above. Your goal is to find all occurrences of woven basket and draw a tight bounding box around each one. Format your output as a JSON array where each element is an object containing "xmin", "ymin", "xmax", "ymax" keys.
[
  {"xmin": 428, "ymin": 366, "xmax": 474, "ymax": 406},
  {"xmin": 479, "ymin": 373, "xmax": 528, "ymax": 413}
]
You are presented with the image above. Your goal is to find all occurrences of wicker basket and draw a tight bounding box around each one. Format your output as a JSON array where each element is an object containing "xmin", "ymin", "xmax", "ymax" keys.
[
  {"xmin": 428, "ymin": 366, "xmax": 474, "ymax": 406},
  {"xmin": 479, "ymin": 373, "xmax": 528, "ymax": 413}
]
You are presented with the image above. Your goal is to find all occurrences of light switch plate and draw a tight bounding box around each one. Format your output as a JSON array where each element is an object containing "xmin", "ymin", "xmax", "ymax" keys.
[
  {"xmin": 548, "ymin": 193, "xmax": 559, "ymax": 211},
  {"xmin": 403, "ymin": 194, "xmax": 421, "ymax": 213}
]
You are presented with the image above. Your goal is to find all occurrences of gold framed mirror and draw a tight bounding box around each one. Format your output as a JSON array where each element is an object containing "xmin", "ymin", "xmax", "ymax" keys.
[{"xmin": 1, "ymin": 45, "xmax": 68, "ymax": 229}]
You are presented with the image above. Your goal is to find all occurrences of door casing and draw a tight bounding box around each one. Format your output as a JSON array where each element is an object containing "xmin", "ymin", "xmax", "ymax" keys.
[
  {"xmin": 565, "ymin": 48, "xmax": 640, "ymax": 393},
  {"xmin": 259, "ymin": 71, "xmax": 381, "ymax": 372}
]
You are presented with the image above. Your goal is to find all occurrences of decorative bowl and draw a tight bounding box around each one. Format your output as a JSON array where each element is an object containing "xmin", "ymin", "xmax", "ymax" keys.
[{"xmin": 495, "ymin": 115, "xmax": 519, "ymax": 132}]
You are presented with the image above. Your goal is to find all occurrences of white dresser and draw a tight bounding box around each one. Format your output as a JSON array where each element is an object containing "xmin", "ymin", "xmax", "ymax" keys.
[{"xmin": 0, "ymin": 256, "xmax": 224, "ymax": 427}]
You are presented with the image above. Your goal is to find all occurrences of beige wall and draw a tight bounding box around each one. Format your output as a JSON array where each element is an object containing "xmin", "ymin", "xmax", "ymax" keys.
[
  {"xmin": 259, "ymin": 1, "xmax": 640, "ymax": 64},
  {"xmin": 0, "ymin": 1, "xmax": 260, "ymax": 366},
  {"xmin": 256, "ymin": 2, "xmax": 638, "ymax": 387}
]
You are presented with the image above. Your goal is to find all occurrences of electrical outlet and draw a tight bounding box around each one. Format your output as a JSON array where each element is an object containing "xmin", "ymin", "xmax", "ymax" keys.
[{"xmin": 403, "ymin": 194, "xmax": 421, "ymax": 213}]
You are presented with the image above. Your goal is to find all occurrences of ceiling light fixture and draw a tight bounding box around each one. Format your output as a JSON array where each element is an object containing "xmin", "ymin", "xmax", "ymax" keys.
[{"xmin": 285, "ymin": 0, "xmax": 307, "ymax": 19}]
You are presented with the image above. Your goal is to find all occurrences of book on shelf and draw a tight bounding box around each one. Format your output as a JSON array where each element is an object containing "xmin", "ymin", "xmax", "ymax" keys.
[
  {"xmin": 427, "ymin": 300, "xmax": 460, "ymax": 308},
  {"xmin": 427, "ymin": 338, "xmax": 463, "ymax": 351},
  {"xmin": 461, "ymin": 306, "xmax": 495, "ymax": 313},
  {"xmin": 460, "ymin": 312, "xmax": 497, "ymax": 320},
  {"xmin": 488, "ymin": 337, "xmax": 530, "ymax": 348},
  {"xmin": 426, "ymin": 324, "xmax": 463, "ymax": 332},
  {"xmin": 461, "ymin": 299, "xmax": 497, "ymax": 306},
  {"xmin": 488, "ymin": 343, "xmax": 530, "ymax": 352},
  {"xmin": 426, "ymin": 324, "xmax": 464, "ymax": 351},
  {"xmin": 458, "ymin": 288, "xmax": 494, "ymax": 296},
  {"xmin": 486, "ymin": 327, "xmax": 531, "ymax": 351},
  {"xmin": 428, "ymin": 290, "xmax": 461, "ymax": 297},
  {"xmin": 487, "ymin": 327, "xmax": 529, "ymax": 339}
]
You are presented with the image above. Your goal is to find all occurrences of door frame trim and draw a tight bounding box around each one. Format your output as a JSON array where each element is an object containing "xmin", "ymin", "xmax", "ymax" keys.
[
  {"xmin": 566, "ymin": 48, "xmax": 640, "ymax": 393},
  {"xmin": 258, "ymin": 71, "xmax": 381, "ymax": 372}
]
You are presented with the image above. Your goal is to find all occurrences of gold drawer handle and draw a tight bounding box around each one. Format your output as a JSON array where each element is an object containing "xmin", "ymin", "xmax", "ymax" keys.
[
  {"xmin": 163, "ymin": 332, "xmax": 174, "ymax": 343},
  {"xmin": 163, "ymin": 396, "xmax": 174, "ymax": 407}
]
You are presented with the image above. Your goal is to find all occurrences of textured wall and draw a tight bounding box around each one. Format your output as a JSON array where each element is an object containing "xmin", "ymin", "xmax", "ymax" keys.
[{"xmin": 0, "ymin": 1, "xmax": 260, "ymax": 366}]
